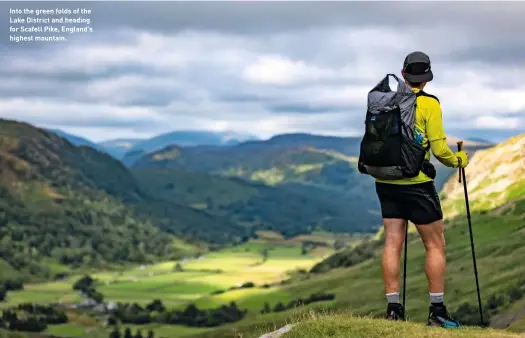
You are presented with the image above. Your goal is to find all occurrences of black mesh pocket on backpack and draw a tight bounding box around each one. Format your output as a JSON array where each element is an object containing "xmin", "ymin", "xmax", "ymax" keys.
[
  {"xmin": 400, "ymin": 133, "xmax": 427, "ymax": 177},
  {"xmin": 359, "ymin": 107, "xmax": 402, "ymax": 167}
]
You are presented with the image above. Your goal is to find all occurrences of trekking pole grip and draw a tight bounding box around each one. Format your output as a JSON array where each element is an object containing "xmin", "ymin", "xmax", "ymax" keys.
[{"xmin": 457, "ymin": 141, "xmax": 463, "ymax": 183}]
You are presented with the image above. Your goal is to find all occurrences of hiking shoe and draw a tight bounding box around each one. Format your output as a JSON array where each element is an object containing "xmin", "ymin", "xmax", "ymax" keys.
[
  {"xmin": 427, "ymin": 304, "xmax": 460, "ymax": 328},
  {"xmin": 386, "ymin": 303, "xmax": 405, "ymax": 321}
]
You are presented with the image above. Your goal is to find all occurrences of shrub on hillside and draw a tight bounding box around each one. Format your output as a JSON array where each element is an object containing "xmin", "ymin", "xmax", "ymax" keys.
[
  {"xmin": 486, "ymin": 294, "xmax": 505, "ymax": 311},
  {"xmin": 451, "ymin": 302, "xmax": 490, "ymax": 327},
  {"xmin": 261, "ymin": 302, "xmax": 271, "ymax": 314},
  {"xmin": 3, "ymin": 279, "xmax": 23, "ymax": 291},
  {"xmin": 109, "ymin": 328, "xmax": 121, "ymax": 338},
  {"xmin": 0, "ymin": 286, "xmax": 6, "ymax": 302},
  {"xmin": 146, "ymin": 299, "xmax": 165, "ymax": 313},
  {"xmin": 73, "ymin": 275, "xmax": 95, "ymax": 292},
  {"xmin": 241, "ymin": 282, "xmax": 255, "ymax": 288},
  {"xmin": 262, "ymin": 292, "xmax": 335, "ymax": 314},
  {"xmin": 333, "ymin": 239, "xmax": 346, "ymax": 250},
  {"xmin": 508, "ymin": 286, "xmax": 524, "ymax": 302},
  {"xmin": 310, "ymin": 239, "xmax": 382, "ymax": 273},
  {"xmin": 273, "ymin": 302, "xmax": 286, "ymax": 312}
]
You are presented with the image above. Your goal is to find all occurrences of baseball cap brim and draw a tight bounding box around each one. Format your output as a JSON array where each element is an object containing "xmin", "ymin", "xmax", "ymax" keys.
[{"xmin": 403, "ymin": 70, "xmax": 433, "ymax": 83}]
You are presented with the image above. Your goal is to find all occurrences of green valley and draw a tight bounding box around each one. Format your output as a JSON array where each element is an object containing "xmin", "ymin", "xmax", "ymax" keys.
[
  {"xmin": 132, "ymin": 167, "xmax": 377, "ymax": 236},
  {"xmin": 0, "ymin": 119, "xmax": 522, "ymax": 338}
]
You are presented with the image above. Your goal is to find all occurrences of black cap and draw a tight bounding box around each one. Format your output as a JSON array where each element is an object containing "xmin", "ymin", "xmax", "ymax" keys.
[{"xmin": 402, "ymin": 51, "xmax": 433, "ymax": 83}]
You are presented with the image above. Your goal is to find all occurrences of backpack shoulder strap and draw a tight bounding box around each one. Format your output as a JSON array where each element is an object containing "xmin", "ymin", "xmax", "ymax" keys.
[{"xmin": 415, "ymin": 90, "xmax": 440, "ymax": 103}]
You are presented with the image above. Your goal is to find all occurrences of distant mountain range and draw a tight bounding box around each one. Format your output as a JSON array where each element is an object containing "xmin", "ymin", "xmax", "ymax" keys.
[
  {"xmin": 48, "ymin": 129, "xmax": 259, "ymax": 159},
  {"xmin": 99, "ymin": 131, "xmax": 258, "ymax": 159},
  {"xmin": 49, "ymin": 128, "xmax": 494, "ymax": 195},
  {"xmin": 98, "ymin": 138, "xmax": 144, "ymax": 159},
  {"xmin": 47, "ymin": 129, "xmax": 107, "ymax": 153}
]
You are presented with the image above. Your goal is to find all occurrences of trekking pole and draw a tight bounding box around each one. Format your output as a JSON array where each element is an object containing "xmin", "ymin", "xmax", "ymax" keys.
[
  {"xmin": 457, "ymin": 141, "xmax": 484, "ymax": 326},
  {"xmin": 402, "ymin": 222, "xmax": 408, "ymax": 320}
]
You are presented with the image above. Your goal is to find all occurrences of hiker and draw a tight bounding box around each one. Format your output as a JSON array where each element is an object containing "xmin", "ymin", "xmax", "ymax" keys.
[{"xmin": 358, "ymin": 51, "xmax": 469, "ymax": 327}]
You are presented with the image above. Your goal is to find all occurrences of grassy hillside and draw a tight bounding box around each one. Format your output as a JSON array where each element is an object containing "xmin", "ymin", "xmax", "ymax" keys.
[
  {"xmin": 282, "ymin": 313, "xmax": 525, "ymax": 338},
  {"xmin": 0, "ymin": 120, "xmax": 183, "ymax": 282},
  {"xmin": 183, "ymin": 134, "xmax": 524, "ymax": 337},
  {"xmin": 46, "ymin": 129, "xmax": 107, "ymax": 154},
  {"xmin": 231, "ymin": 135, "xmax": 523, "ymax": 331},
  {"xmin": 187, "ymin": 200, "xmax": 525, "ymax": 337},
  {"xmin": 0, "ymin": 119, "xmax": 265, "ymax": 283},
  {"xmin": 0, "ymin": 231, "xmax": 350, "ymax": 338},
  {"xmin": 132, "ymin": 145, "xmax": 381, "ymax": 231},
  {"xmin": 190, "ymin": 313, "xmax": 525, "ymax": 338},
  {"xmin": 441, "ymin": 134, "xmax": 525, "ymax": 217},
  {"xmin": 132, "ymin": 167, "xmax": 379, "ymax": 236},
  {"xmin": 130, "ymin": 135, "xmax": 492, "ymax": 237}
]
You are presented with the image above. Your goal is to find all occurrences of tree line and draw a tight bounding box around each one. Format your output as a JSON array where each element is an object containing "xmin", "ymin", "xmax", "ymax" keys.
[
  {"xmin": 260, "ymin": 292, "xmax": 335, "ymax": 314},
  {"xmin": 1, "ymin": 303, "xmax": 68, "ymax": 332},
  {"xmin": 109, "ymin": 300, "xmax": 246, "ymax": 328},
  {"xmin": 109, "ymin": 327, "xmax": 155, "ymax": 338},
  {"xmin": 0, "ymin": 279, "xmax": 24, "ymax": 302},
  {"xmin": 71, "ymin": 275, "xmax": 247, "ymax": 328}
]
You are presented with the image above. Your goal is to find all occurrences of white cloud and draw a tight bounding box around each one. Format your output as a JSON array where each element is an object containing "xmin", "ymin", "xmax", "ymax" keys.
[
  {"xmin": 475, "ymin": 116, "xmax": 521, "ymax": 130},
  {"xmin": 242, "ymin": 55, "xmax": 332, "ymax": 85},
  {"xmin": 1, "ymin": 16, "xmax": 525, "ymax": 143}
]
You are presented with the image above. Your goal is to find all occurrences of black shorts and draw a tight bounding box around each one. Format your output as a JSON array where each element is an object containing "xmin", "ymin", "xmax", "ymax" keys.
[{"xmin": 375, "ymin": 181, "xmax": 443, "ymax": 225}]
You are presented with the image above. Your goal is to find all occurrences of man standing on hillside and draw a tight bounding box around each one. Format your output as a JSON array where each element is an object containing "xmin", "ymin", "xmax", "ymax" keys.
[{"xmin": 375, "ymin": 52, "xmax": 469, "ymax": 327}]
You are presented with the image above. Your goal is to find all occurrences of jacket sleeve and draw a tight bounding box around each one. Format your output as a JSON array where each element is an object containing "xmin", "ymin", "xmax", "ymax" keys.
[{"xmin": 425, "ymin": 101, "xmax": 459, "ymax": 168}]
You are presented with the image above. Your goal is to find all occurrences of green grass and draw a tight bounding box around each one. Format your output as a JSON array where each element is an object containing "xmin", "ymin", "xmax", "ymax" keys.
[
  {"xmin": 1, "ymin": 234, "xmax": 339, "ymax": 337},
  {"xmin": 46, "ymin": 323, "xmax": 87, "ymax": 337},
  {"xmin": 185, "ymin": 199, "xmax": 525, "ymax": 337},
  {"xmin": 0, "ymin": 330, "xmax": 27, "ymax": 338},
  {"xmin": 5, "ymin": 203, "xmax": 525, "ymax": 338},
  {"xmin": 282, "ymin": 313, "xmax": 525, "ymax": 338},
  {"xmin": 46, "ymin": 323, "xmax": 211, "ymax": 338}
]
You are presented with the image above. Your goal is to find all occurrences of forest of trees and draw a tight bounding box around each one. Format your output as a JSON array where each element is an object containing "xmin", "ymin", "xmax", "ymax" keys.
[
  {"xmin": 0, "ymin": 121, "xmax": 258, "ymax": 281},
  {"xmin": 1, "ymin": 303, "xmax": 68, "ymax": 332},
  {"xmin": 108, "ymin": 300, "xmax": 246, "ymax": 327}
]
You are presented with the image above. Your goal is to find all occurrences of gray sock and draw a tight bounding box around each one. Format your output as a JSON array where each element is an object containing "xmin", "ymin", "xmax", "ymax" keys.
[
  {"xmin": 386, "ymin": 292, "xmax": 400, "ymax": 304},
  {"xmin": 430, "ymin": 292, "xmax": 444, "ymax": 304}
]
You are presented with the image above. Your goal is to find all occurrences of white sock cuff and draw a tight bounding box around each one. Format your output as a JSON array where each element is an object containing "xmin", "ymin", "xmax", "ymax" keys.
[
  {"xmin": 429, "ymin": 292, "xmax": 444, "ymax": 296},
  {"xmin": 386, "ymin": 292, "xmax": 400, "ymax": 296}
]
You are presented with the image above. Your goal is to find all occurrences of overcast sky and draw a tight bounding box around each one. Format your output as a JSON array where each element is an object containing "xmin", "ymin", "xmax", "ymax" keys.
[{"xmin": 1, "ymin": 1, "xmax": 525, "ymax": 143}]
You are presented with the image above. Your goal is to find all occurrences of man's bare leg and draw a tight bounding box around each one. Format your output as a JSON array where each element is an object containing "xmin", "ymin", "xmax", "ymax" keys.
[
  {"xmin": 382, "ymin": 218, "xmax": 408, "ymax": 295},
  {"xmin": 415, "ymin": 219, "xmax": 446, "ymax": 295},
  {"xmin": 416, "ymin": 218, "xmax": 460, "ymax": 327}
]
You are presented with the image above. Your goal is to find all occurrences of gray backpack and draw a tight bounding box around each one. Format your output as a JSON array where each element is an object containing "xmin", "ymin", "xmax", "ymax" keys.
[{"xmin": 357, "ymin": 74, "xmax": 432, "ymax": 180}]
